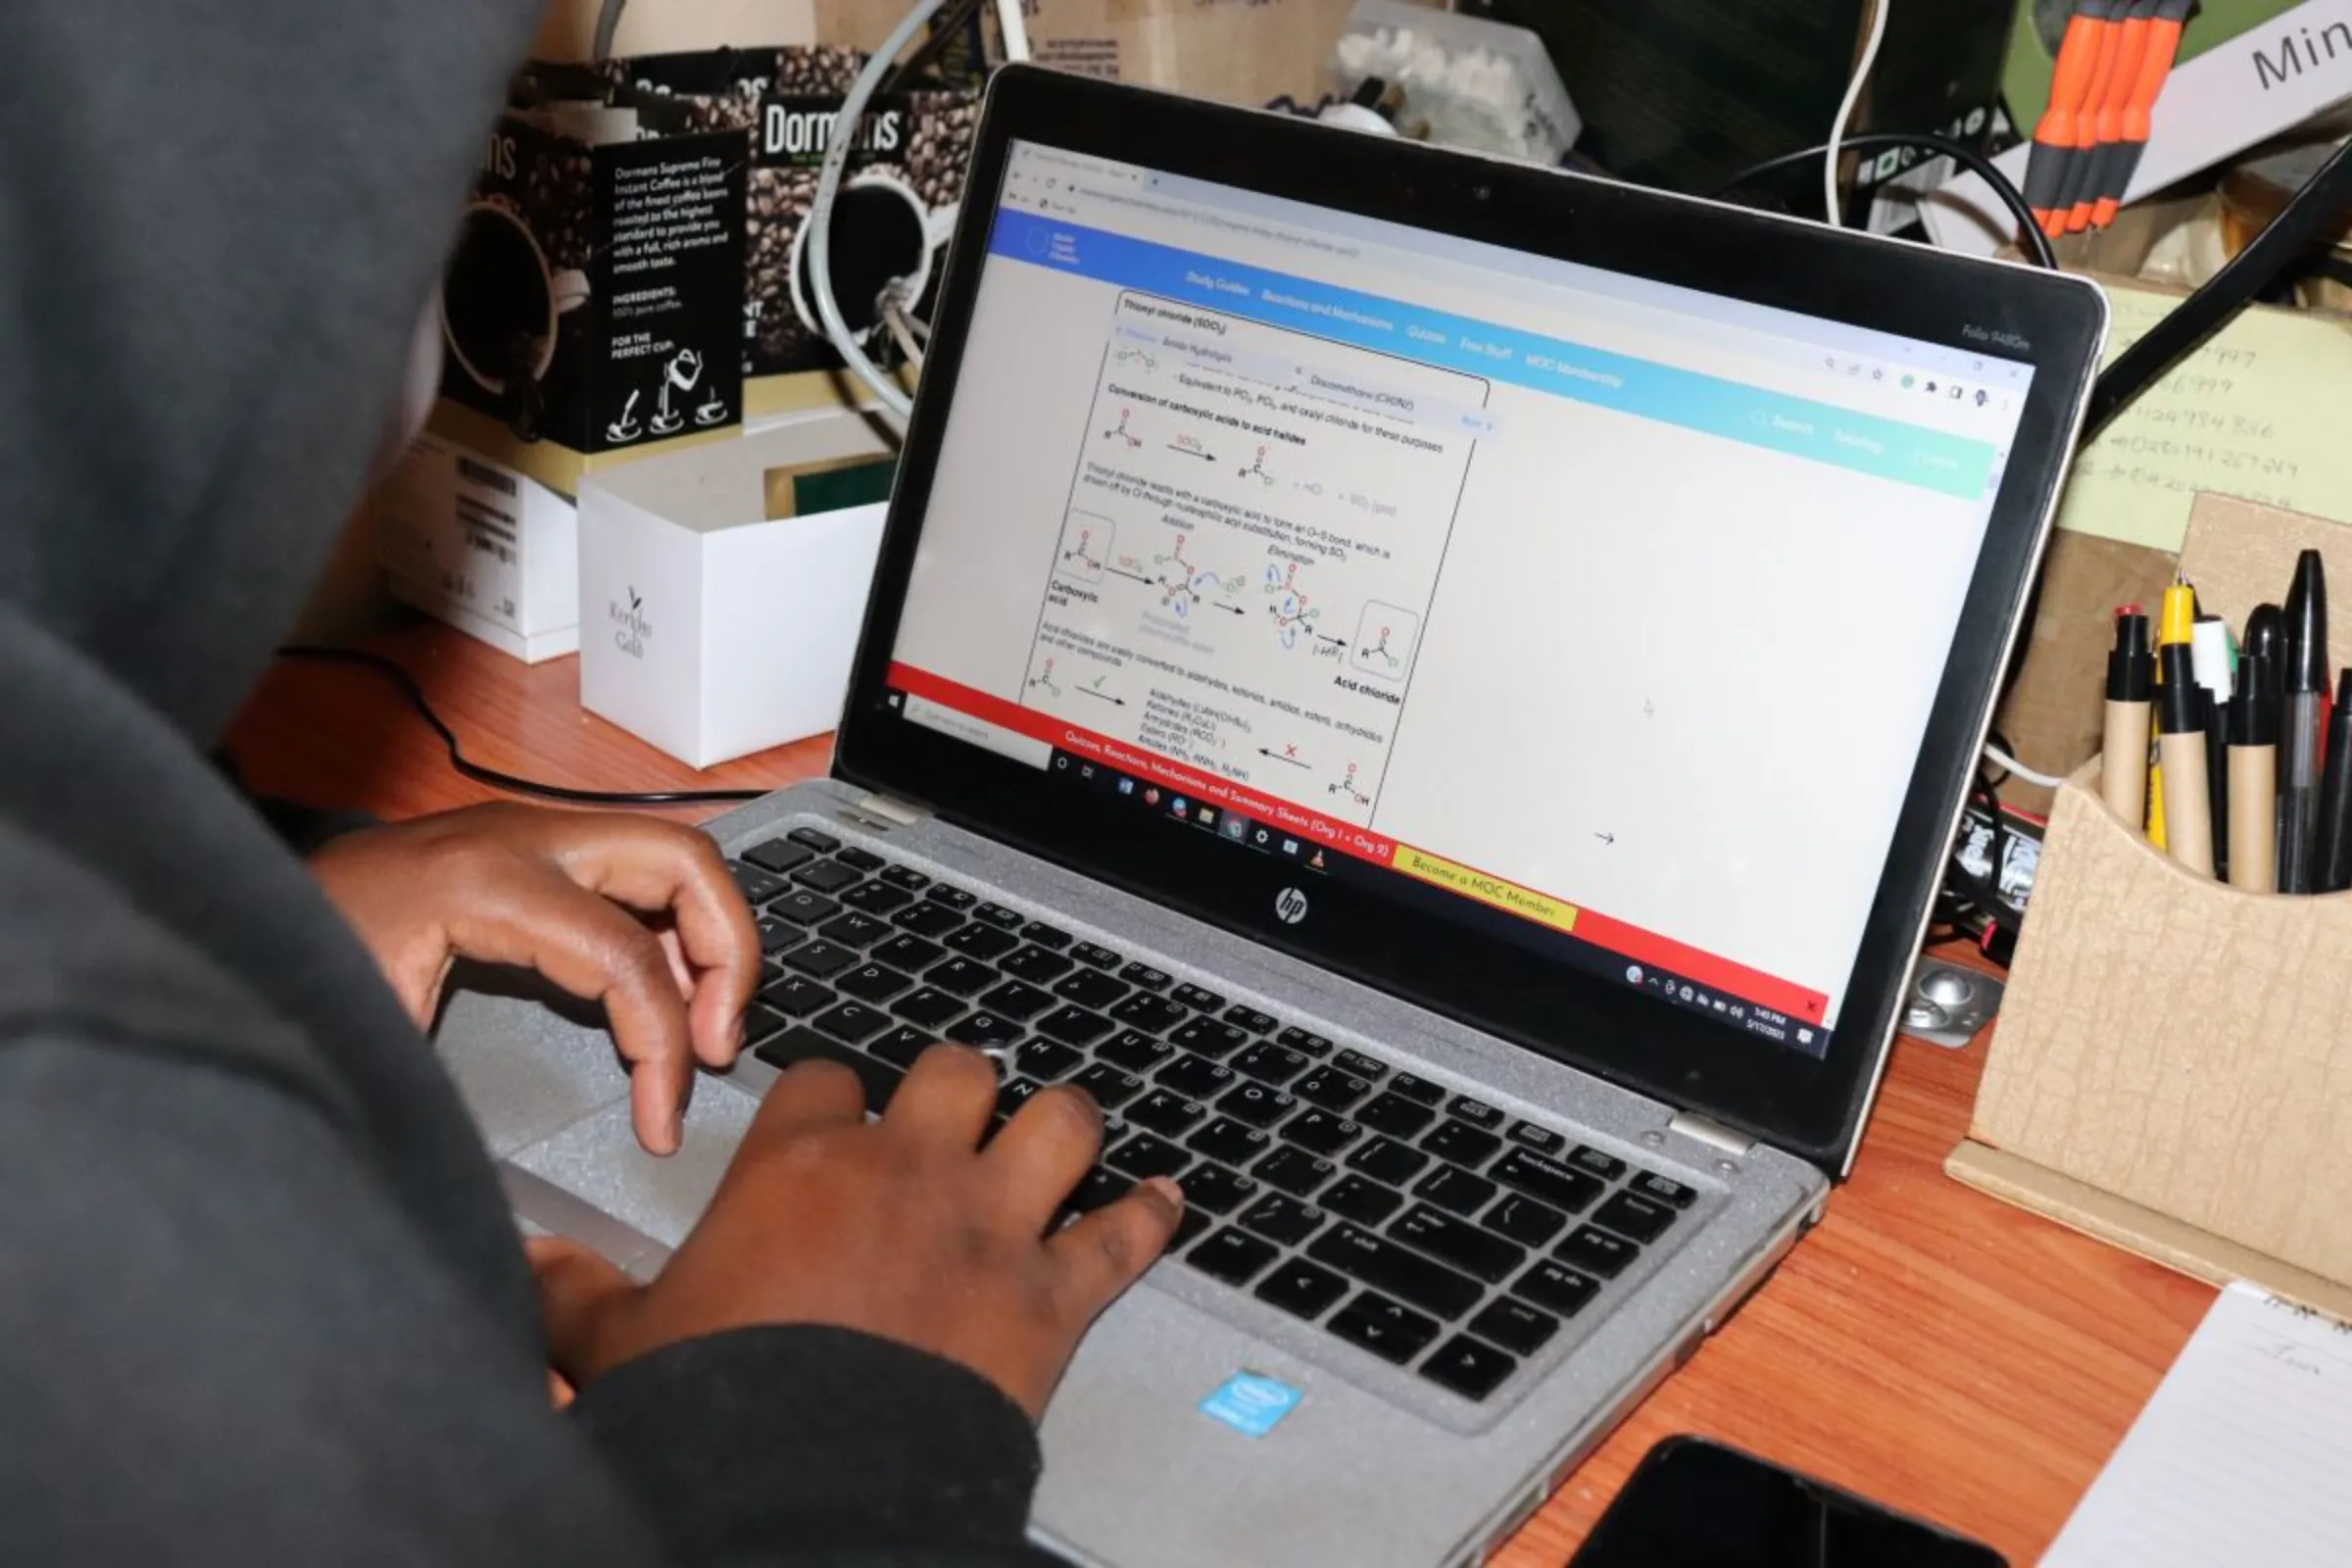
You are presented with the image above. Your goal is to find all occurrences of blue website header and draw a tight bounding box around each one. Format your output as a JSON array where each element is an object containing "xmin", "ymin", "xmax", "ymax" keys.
[{"xmin": 988, "ymin": 209, "xmax": 1998, "ymax": 502}]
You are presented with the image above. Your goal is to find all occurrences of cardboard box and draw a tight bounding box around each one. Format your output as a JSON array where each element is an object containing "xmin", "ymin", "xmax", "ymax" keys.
[
  {"xmin": 578, "ymin": 415, "xmax": 893, "ymax": 766},
  {"xmin": 377, "ymin": 434, "xmax": 581, "ymax": 662}
]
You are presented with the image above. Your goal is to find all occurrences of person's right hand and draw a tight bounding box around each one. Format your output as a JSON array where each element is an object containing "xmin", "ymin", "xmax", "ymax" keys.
[{"xmin": 529, "ymin": 1044, "xmax": 1184, "ymax": 1420}]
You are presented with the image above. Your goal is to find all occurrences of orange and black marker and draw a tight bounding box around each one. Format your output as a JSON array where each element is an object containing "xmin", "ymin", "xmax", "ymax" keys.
[
  {"xmin": 2068, "ymin": 0, "xmax": 2160, "ymax": 232},
  {"xmin": 2025, "ymin": 0, "xmax": 2123, "ymax": 238},
  {"xmin": 2092, "ymin": 0, "xmax": 2193, "ymax": 228}
]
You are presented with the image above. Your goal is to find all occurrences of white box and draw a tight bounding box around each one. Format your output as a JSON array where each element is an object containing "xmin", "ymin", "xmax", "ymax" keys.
[
  {"xmin": 578, "ymin": 416, "xmax": 893, "ymax": 768},
  {"xmin": 377, "ymin": 433, "xmax": 579, "ymax": 662}
]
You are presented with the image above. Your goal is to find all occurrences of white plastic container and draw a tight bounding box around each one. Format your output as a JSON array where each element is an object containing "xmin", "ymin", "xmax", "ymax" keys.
[{"xmin": 1330, "ymin": 0, "xmax": 1580, "ymax": 166}]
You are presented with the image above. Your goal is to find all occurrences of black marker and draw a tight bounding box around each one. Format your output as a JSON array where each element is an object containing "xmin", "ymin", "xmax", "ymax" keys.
[
  {"xmin": 2315, "ymin": 670, "xmax": 2352, "ymax": 893},
  {"xmin": 2280, "ymin": 552, "xmax": 2328, "ymax": 893},
  {"xmin": 2228, "ymin": 652, "xmax": 2278, "ymax": 894}
]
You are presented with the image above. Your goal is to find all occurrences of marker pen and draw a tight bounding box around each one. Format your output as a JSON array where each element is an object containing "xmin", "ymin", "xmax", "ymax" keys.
[
  {"xmin": 2227, "ymin": 651, "xmax": 2278, "ymax": 894},
  {"xmin": 2244, "ymin": 603, "xmax": 2286, "ymax": 696},
  {"xmin": 2157, "ymin": 643, "xmax": 2216, "ymax": 877},
  {"xmin": 2147, "ymin": 577, "xmax": 2197, "ymax": 850},
  {"xmin": 2315, "ymin": 671, "xmax": 2352, "ymax": 893},
  {"xmin": 2192, "ymin": 613, "xmax": 2233, "ymax": 882},
  {"xmin": 2279, "ymin": 552, "xmax": 2328, "ymax": 893},
  {"xmin": 2101, "ymin": 607, "xmax": 2155, "ymax": 826}
]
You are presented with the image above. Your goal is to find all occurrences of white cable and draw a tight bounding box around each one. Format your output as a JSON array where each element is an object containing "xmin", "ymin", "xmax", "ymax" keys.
[
  {"xmin": 994, "ymin": 0, "xmax": 1032, "ymax": 64},
  {"xmin": 1984, "ymin": 742, "xmax": 2069, "ymax": 791},
  {"xmin": 1823, "ymin": 0, "xmax": 1889, "ymax": 229},
  {"xmin": 809, "ymin": 0, "xmax": 947, "ymax": 421},
  {"xmin": 882, "ymin": 295, "xmax": 927, "ymax": 372}
]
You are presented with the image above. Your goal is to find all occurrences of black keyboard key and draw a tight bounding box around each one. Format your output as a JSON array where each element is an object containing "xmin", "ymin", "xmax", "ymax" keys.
[
  {"xmin": 760, "ymin": 974, "xmax": 835, "ymax": 1017},
  {"xmin": 755, "ymin": 1027, "xmax": 901, "ymax": 1113},
  {"xmin": 1014, "ymin": 1039, "xmax": 1083, "ymax": 1080},
  {"xmin": 1634, "ymin": 1172, "xmax": 1699, "ymax": 1209},
  {"xmin": 1492, "ymin": 1149, "xmax": 1605, "ymax": 1214},
  {"xmin": 1468, "ymin": 1298, "xmax": 1561, "ymax": 1356},
  {"xmin": 742, "ymin": 1003, "xmax": 792, "ymax": 1046},
  {"xmin": 1223, "ymin": 1004, "xmax": 1278, "ymax": 1036},
  {"xmin": 1186, "ymin": 1116, "xmax": 1269, "ymax": 1167},
  {"xmin": 1187, "ymin": 1227, "xmax": 1277, "ymax": 1286},
  {"xmin": 1106, "ymin": 1132, "xmax": 1190, "ymax": 1182},
  {"xmin": 973, "ymin": 903, "xmax": 1025, "ymax": 931},
  {"xmin": 1170, "ymin": 983, "xmax": 1225, "ymax": 1012},
  {"xmin": 1051, "ymin": 968, "xmax": 1130, "ymax": 1009},
  {"xmin": 1170, "ymin": 1017, "xmax": 1250, "ymax": 1058},
  {"xmin": 769, "ymin": 890, "xmax": 841, "ymax": 926},
  {"xmin": 1420, "ymin": 1336, "xmax": 1518, "ymax": 1401},
  {"xmin": 1507, "ymin": 1122, "xmax": 1564, "ymax": 1154},
  {"xmin": 840, "ymin": 881, "xmax": 913, "ymax": 915},
  {"xmin": 1070, "ymin": 1062, "xmax": 1146, "ymax": 1109},
  {"xmin": 924, "ymin": 884, "xmax": 977, "ymax": 910},
  {"xmin": 1558, "ymin": 1226, "xmax": 1640, "ymax": 1279},
  {"xmin": 1254, "ymin": 1146, "xmax": 1336, "ymax": 1199},
  {"xmin": 1592, "ymin": 1191, "xmax": 1678, "ymax": 1244},
  {"xmin": 1036, "ymin": 1004, "xmax": 1114, "ymax": 1047},
  {"xmin": 1118, "ymin": 961, "xmax": 1173, "ymax": 991},
  {"xmin": 1327, "ymin": 1292, "xmax": 1441, "ymax": 1363},
  {"xmin": 926, "ymin": 957, "xmax": 996, "ymax": 997},
  {"xmin": 1294, "ymin": 1069, "xmax": 1373, "ymax": 1113},
  {"xmin": 878, "ymin": 863, "xmax": 929, "ymax": 891},
  {"xmin": 1239, "ymin": 1192, "xmax": 1327, "ymax": 1247},
  {"xmin": 782, "ymin": 941, "xmax": 858, "ymax": 980},
  {"xmin": 1347, "ymin": 1137, "xmax": 1431, "ymax": 1188},
  {"xmin": 943, "ymin": 922, "xmax": 1018, "ymax": 959},
  {"xmin": 756, "ymin": 915, "xmax": 802, "ymax": 956},
  {"xmin": 872, "ymin": 934, "xmax": 946, "ymax": 972},
  {"xmin": 793, "ymin": 859, "xmax": 864, "ymax": 895},
  {"xmin": 868, "ymin": 1025, "xmax": 935, "ymax": 1071},
  {"xmin": 1101, "ymin": 1030, "xmax": 1174, "ymax": 1074},
  {"xmin": 1255, "ymin": 1258, "xmax": 1349, "ymax": 1320},
  {"xmin": 997, "ymin": 1077, "xmax": 1045, "ymax": 1118},
  {"xmin": 1286, "ymin": 1109, "xmax": 1361, "ymax": 1156},
  {"xmin": 1335, "ymin": 1050, "xmax": 1389, "ymax": 1081},
  {"xmin": 1070, "ymin": 941, "xmax": 1121, "ymax": 969},
  {"xmin": 742, "ymin": 838, "xmax": 814, "ymax": 875},
  {"xmin": 1020, "ymin": 921, "xmax": 1074, "ymax": 951},
  {"xmin": 728, "ymin": 862, "xmax": 788, "ymax": 904},
  {"xmin": 891, "ymin": 903, "xmax": 964, "ymax": 939},
  {"xmin": 1156, "ymin": 1054, "xmax": 1234, "ymax": 1100},
  {"xmin": 1321, "ymin": 1174, "xmax": 1404, "ymax": 1226},
  {"xmin": 946, "ymin": 1012, "xmax": 1022, "ymax": 1051},
  {"xmin": 1423, "ymin": 1118, "xmax": 1502, "ymax": 1169},
  {"xmin": 1389, "ymin": 1073, "xmax": 1446, "ymax": 1107},
  {"xmin": 1446, "ymin": 1097, "xmax": 1504, "ymax": 1131},
  {"xmin": 1277, "ymin": 1026, "xmax": 1334, "ymax": 1057},
  {"xmin": 1170, "ymin": 1208, "xmax": 1212, "ymax": 1251},
  {"xmin": 835, "ymin": 846, "xmax": 884, "ymax": 873},
  {"xmin": 1128, "ymin": 1090, "xmax": 1206, "ymax": 1137},
  {"xmin": 1568, "ymin": 1146, "xmax": 1628, "ymax": 1182},
  {"xmin": 786, "ymin": 826, "xmax": 841, "ymax": 853},
  {"xmin": 1002, "ymin": 946, "xmax": 1078, "ymax": 984},
  {"xmin": 1307, "ymin": 1225, "xmax": 1482, "ymax": 1318},
  {"xmin": 1233, "ymin": 1042, "xmax": 1311, "ymax": 1085},
  {"xmin": 1216, "ymin": 1081, "xmax": 1296, "ymax": 1130},
  {"xmin": 837, "ymin": 962, "xmax": 913, "ymax": 1004},
  {"xmin": 1412, "ymin": 1165, "xmax": 1499, "ymax": 1218},
  {"xmin": 893, "ymin": 987, "xmax": 965, "ymax": 1028},
  {"xmin": 1108, "ymin": 993, "xmax": 1187, "ymax": 1034},
  {"xmin": 818, "ymin": 910, "xmax": 892, "ymax": 948},
  {"xmin": 1514, "ymin": 1260, "xmax": 1600, "ymax": 1318},
  {"xmin": 1178, "ymin": 1163, "xmax": 1257, "ymax": 1215},
  {"xmin": 980, "ymin": 979, "xmax": 1055, "ymax": 1021},
  {"xmin": 1485, "ymin": 1194, "xmax": 1569, "ymax": 1248},
  {"xmin": 812, "ymin": 1002, "xmax": 891, "ymax": 1045},
  {"xmin": 1391, "ymin": 1203, "xmax": 1524, "ymax": 1283},
  {"xmin": 1357, "ymin": 1092, "xmax": 1438, "ymax": 1139},
  {"xmin": 1065, "ymin": 1167, "xmax": 1132, "ymax": 1214}
]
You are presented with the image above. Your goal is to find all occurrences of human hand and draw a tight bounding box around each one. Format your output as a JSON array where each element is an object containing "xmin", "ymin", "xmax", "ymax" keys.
[
  {"xmin": 307, "ymin": 804, "xmax": 759, "ymax": 1153},
  {"xmin": 528, "ymin": 1046, "xmax": 1185, "ymax": 1420}
]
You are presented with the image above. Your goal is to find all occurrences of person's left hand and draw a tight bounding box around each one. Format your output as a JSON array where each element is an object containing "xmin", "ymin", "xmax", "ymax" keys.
[{"xmin": 307, "ymin": 805, "xmax": 760, "ymax": 1154}]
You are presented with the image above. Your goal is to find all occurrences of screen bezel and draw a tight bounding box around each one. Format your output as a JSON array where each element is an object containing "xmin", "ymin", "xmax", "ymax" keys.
[{"xmin": 831, "ymin": 67, "xmax": 2105, "ymax": 1175}]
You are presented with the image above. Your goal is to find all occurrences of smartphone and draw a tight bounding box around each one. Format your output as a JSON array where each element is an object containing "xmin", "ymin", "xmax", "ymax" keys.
[{"xmin": 1568, "ymin": 1437, "xmax": 2007, "ymax": 1567}]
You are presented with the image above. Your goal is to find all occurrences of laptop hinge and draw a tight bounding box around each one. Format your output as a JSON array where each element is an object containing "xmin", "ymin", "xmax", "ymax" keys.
[
  {"xmin": 1667, "ymin": 1111, "xmax": 1755, "ymax": 1160},
  {"xmin": 848, "ymin": 791, "xmax": 930, "ymax": 828}
]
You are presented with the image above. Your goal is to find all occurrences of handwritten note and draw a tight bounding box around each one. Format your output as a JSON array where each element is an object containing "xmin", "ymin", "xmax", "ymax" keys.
[
  {"xmin": 2054, "ymin": 282, "xmax": 2352, "ymax": 553},
  {"xmin": 2042, "ymin": 1281, "xmax": 2352, "ymax": 1566}
]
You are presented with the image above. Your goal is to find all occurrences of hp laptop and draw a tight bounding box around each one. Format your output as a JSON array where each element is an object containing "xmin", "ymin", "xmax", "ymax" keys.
[{"xmin": 438, "ymin": 67, "xmax": 2104, "ymax": 1568}]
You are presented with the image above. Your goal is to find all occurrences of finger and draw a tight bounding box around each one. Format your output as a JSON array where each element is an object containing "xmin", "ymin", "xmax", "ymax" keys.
[
  {"xmin": 879, "ymin": 1044, "xmax": 1001, "ymax": 1151},
  {"xmin": 1049, "ymin": 1178, "xmax": 1185, "ymax": 1318},
  {"xmin": 741, "ymin": 1055, "xmax": 870, "ymax": 1151},
  {"xmin": 526, "ymin": 1234, "xmax": 637, "ymax": 1384},
  {"xmin": 441, "ymin": 866, "xmax": 698, "ymax": 1154},
  {"xmin": 983, "ymin": 1084, "xmax": 1107, "ymax": 1231}
]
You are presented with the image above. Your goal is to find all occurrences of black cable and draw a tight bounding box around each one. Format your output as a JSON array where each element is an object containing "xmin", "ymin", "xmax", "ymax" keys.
[
  {"xmin": 592, "ymin": 0, "xmax": 627, "ymax": 61},
  {"xmin": 276, "ymin": 647, "xmax": 767, "ymax": 808},
  {"xmin": 1710, "ymin": 133, "xmax": 2059, "ymax": 271},
  {"xmin": 2083, "ymin": 138, "xmax": 2352, "ymax": 440}
]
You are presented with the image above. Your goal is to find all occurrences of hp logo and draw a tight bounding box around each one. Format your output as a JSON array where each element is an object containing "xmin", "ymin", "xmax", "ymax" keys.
[{"xmin": 1274, "ymin": 888, "xmax": 1309, "ymax": 925}]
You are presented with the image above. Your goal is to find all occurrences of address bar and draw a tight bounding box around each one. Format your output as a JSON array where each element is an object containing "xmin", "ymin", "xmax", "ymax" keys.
[{"xmin": 1065, "ymin": 181, "xmax": 1365, "ymax": 265}]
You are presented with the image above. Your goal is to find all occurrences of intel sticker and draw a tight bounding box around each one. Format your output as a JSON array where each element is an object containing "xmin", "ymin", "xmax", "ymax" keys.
[{"xmin": 1200, "ymin": 1372, "xmax": 1301, "ymax": 1439}]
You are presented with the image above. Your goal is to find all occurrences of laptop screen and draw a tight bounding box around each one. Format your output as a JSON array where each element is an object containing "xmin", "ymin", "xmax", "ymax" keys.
[{"xmin": 878, "ymin": 139, "xmax": 2035, "ymax": 1067}]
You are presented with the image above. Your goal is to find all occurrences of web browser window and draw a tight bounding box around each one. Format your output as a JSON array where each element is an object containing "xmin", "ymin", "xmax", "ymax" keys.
[{"xmin": 887, "ymin": 141, "xmax": 2034, "ymax": 1058}]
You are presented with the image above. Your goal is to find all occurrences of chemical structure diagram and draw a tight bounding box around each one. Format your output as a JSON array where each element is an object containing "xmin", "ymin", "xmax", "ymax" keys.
[
  {"xmin": 1060, "ymin": 526, "xmax": 1105, "ymax": 575},
  {"xmin": 1168, "ymin": 433, "xmax": 1216, "ymax": 464},
  {"xmin": 1028, "ymin": 658, "xmax": 1062, "ymax": 698},
  {"xmin": 1360, "ymin": 623, "xmax": 1401, "ymax": 670},
  {"xmin": 1264, "ymin": 562, "xmax": 1323, "ymax": 651},
  {"xmin": 1100, "ymin": 407, "xmax": 1142, "ymax": 448},
  {"xmin": 1148, "ymin": 534, "xmax": 1244, "ymax": 619},
  {"xmin": 1327, "ymin": 762, "xmax": 1374, "ymax": 807},
  {"xmin": 1349, "ymin": 601, "xmax": 1417, "ymax": 682},
  {"xmin": 1110, "ymin": 346, "xmax": 1158, "ymax": 372},
  {"xmin": 1239, "ymin": 446, "xmax": 1276, "ymax": 488}
]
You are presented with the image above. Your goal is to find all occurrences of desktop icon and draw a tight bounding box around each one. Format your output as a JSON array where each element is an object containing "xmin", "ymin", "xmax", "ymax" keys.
[
  {"xmin": 1680, "ymin": 986, "xmax": 1694, "ymax": 1003},
  {"xmin": 1308, "ymin": 849, "xmax": 1328, "ymax": 870},
  {"xmin": 1251, "ymin": 826, "xmax": 1273, "ymax": 849},
  {"xmin": 1117, "ymin": 777, "xmax": 1136, "ymax": 797},
  {"xmin": 1281, "ymin": 838, "xmax": 1300, "ymax": 858},
  {"xmin": 1199, "ymin": 806, "xmax": 1218, "ymax": 826},
  {"xmin": 1797, "ymin": 1027, "xmax": 1815, "ymax": 1045},
  {"xmin": 1170, "ymin": 796, "xmax": 1190, "ymax": 816},
  {"xmin": 1143, "ymin": 787, "xmax": 1162, "ymax": 808},
  {"xmin": 1626, "ymin": 965, "xmax": 1643, "ymax": 984},
  {"xmin": 1220, "ymin": 814, "xmax": 1249, "ymax": 844}
]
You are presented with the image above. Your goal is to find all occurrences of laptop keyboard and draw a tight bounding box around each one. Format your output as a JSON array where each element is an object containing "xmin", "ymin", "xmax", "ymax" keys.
[{"xmin": 730, "ymin": 826, "xmax": 1699, "ymax": 1404}]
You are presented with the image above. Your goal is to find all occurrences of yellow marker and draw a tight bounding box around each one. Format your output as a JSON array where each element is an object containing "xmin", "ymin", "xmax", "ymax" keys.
[{"xmin": 2149, "ymin": 573, "xmax": 2198, "ymax": 846}]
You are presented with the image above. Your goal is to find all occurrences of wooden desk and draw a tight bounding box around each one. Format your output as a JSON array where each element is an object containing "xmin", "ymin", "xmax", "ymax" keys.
[{"xmin": 228, "ymin": 624, "xmax": 2216, "ymax": 1566}]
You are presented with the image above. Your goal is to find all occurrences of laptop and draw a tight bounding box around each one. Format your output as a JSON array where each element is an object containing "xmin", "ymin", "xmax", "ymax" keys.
[{"xmin": 439, "ymin": 66, "xmax": 2105, "ymax": 1568}]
